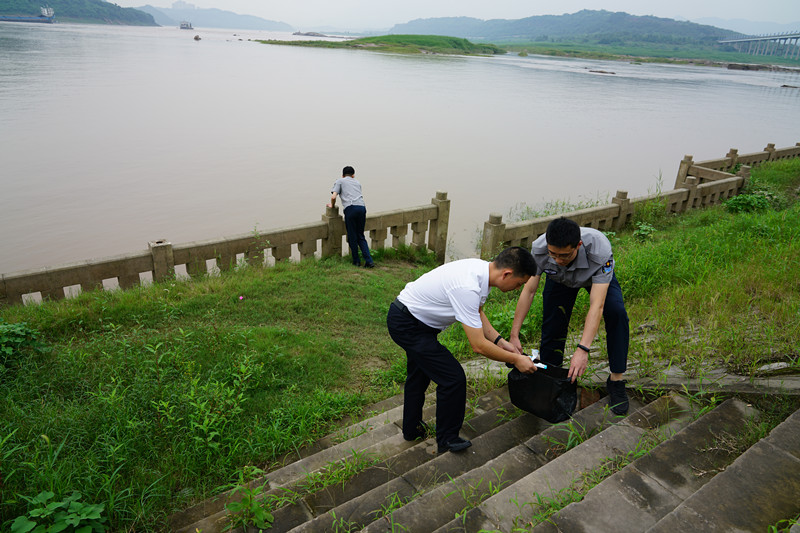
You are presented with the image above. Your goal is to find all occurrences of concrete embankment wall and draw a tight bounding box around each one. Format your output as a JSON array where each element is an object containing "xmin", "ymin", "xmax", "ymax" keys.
[
  {"xmin": 479, "ymin": 142, "xmax": 800, "ymax": 258},
  {"xmin": 0, "ymin": 192, "xmax": 451, "ymax": 306},
  {"xmin": 3, "ymin": 142, "xmax": 799, "ymax": 306}
]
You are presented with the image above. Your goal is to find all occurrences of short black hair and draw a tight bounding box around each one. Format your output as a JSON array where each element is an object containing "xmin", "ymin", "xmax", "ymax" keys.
[
  {"xmin": 493, "ymin": 246, "xmax": 537, "ymax": 277},
  {"xmin": 342, "ymin": 166, "xmax": 355, "ymax": 176},
  {"xmin": 546, "ymin": 217, "xmax": 581, "ymax": 248}
]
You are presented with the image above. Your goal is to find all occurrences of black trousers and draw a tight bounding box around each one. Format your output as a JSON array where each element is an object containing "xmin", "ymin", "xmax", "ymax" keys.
[
  {"xmin": 540, "ymin": 273, "xmax": 629, "ymax": 374},
  {"xmin": 387, "ymin": 301, "xmax": 466, "ymax": 447}
]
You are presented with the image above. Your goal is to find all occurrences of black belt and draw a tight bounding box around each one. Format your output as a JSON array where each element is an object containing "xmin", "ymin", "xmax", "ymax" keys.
[{"xmin": 393, "ymin": 299, "xmax": 415, "ymax": 316}]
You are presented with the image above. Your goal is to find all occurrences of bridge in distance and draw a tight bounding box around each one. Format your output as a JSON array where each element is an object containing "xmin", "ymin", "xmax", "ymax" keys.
[{"xmin": 719, "ymin": 31, "xmax": 800, "ymax": 60}]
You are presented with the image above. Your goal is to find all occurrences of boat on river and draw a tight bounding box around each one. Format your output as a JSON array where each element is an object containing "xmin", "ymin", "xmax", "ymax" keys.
[
  {"xmin": 0, "ymin": 6, "xmax": 55, "ymax": 24},
  {"xmin": 179, "ymin": 20, "xmax": 193, "ymax": 30}
]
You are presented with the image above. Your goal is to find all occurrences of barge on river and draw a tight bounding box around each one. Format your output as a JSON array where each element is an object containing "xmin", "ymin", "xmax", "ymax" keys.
[{"xmin": 0, "ymin": 6, "xmax": 55, "ymax": 23}]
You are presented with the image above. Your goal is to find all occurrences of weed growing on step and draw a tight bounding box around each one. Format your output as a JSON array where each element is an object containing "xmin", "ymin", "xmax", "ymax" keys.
[
  {"xmin": 511, "ymin": 487, "xmax": 583, "ymax": 531},
  {"xmin": 512, "ymin": 430, "xmax": 667, "ymax": 529},
  {"xmin": 768, "ymin": 514, "xmax": 800, "ymax": 533},
  {"xmin": 446, "ymin": 468, "xmax": 509, "ymax": 522},
  {"xmin": 223, "ymin": 448, "xmax": 380, "ymax": 530},
  {"xmin": 223, "ymin": 467, "xmax": 273, "ymax": 532},
  {"xmin": 541, "ymin": 419, "xmax": 596, "ymax": 456},
  {"xmin": 370, "ymin": 491, "xmax": 411, "ymax": 531},
  {"xmin": 330, "ymin": 510, "xmax": 360, "ymax": 533},
  {"xmin": 298, "ymin": 449, "xmax": 380, "ymax": 493}
]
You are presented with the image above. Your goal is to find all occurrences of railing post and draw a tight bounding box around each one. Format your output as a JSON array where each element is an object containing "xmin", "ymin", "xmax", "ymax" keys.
[
  {"xmin": 149, "ymin": 240, "xmax": 175, "ymax": 282},
  {"xmin": 0, "ymin": 274, "xmax": 7, "ymax": 307},
  {"xmin": 611, "ymin": 190, "xmax": 631, "ymax": 230},
  {"xmin": 674, "ymin": 155, "xmax": 694, "ymax": 188},
  {"xmin": 271, "ymin": 245, "xmax": 291, "ymax": 263},
  {"xmin": 480, "ymin": 213, "xmax": 506, "ymax": 260},
  {"xmin": 683, "ymin": 176, "xmax": 700, "ymax": 211},
  {"xmin": 736, "ymin": 165, "xmax": 752, "ymax": 191},
  {"xmin": 764, "ymin": 143, "xmax": 776, "ymax": 160},
  {"xmin": 429, "ymin": 191, "xmax": 450, "ymax": 263},
  {"xmin": 725, "ymin": 148, "xmax": 739, "ymax": 171},
  {"xmin": 410, "ymin": 222, "xmax": 427, "ymax": 250},
  {"xmin": 321, "ymin": 205, "xmax": 344, "ymax": 258},
  {"xmin": 299, "ymin": 240, "xmax": 317, "ymax": 260},
  {"xmin": 369, "ymin": 228, "xmax": 388, "ymax": 251},
  {"xmin": 390, "ymin": 225, "xmax": 408, "ymax": 248}
]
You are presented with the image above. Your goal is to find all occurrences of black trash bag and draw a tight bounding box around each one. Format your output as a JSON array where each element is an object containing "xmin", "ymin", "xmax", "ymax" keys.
[{"xmin": 507, "ymin": 363, "xmax": 577, "ymax": 423}]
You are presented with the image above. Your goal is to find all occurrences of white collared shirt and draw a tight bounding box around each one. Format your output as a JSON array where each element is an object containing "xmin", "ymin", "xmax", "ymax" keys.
[{"xmin": 397, "ymin": 258, "xmax": 490, "ymax": 330}]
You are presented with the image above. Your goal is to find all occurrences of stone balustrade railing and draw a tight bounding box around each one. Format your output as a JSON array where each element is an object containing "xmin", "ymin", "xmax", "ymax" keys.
[
  {"xmin": 480, "ymin": 142, "xmax": 800, "ymax": 258},
  {"xmin": 1, "ymin": 191, "xmax": 450, "ymax": 306}
]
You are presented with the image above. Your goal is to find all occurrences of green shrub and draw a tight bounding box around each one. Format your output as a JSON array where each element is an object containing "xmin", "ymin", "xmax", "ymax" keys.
[
  {"xmin": 723, "ymin": 193, "xmax": 771, "ymax": 213},
  {"xmin": 0, "ymin": 321, "xmax": 42, "ymax": 374},
  {"xmin": 10, "ymin": 491, "xmax": 106, "ymax": 533},
  {"xmin": 632, "ymin": 222, "xmax": 657, "ymax": 240}
]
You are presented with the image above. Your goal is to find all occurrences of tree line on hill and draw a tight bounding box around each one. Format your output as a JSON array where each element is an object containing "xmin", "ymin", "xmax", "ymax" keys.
[
  {"xmin": 389, "ymin": 9, "xmax": 744, "ymax": 45},
  {"xmin": 0, "ymin": 0, "xmax": 292, "ymax": 30},
  {"xmin": 0, "ymin": 0, "xmax": 156, "ymax": 25}
]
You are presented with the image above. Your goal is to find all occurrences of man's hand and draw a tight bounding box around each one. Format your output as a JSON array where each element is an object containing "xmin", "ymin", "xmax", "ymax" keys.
[
  {"xmin": 509, "ymin": 335, "xmax": 523, "ymax": 354},
  {"xmin": 514, "ymin": 353, "xmax": 536, "ymax": 374},
  {"xmin": 499, "ymin": 338, "xmax": 522, "ymax": 355},
  {"xmin": 567, "ymin": 349, "xmax": 589, "ymax": 383}
]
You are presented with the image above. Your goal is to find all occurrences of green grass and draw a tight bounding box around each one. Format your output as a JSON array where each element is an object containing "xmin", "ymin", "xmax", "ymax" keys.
[
  {"xmin": 257, "ymin": 34, "xmax": 506, "ymax": 56},
  {"xmin": 2, "ymin": 160, "xmax": 799, "ymax": 531}
]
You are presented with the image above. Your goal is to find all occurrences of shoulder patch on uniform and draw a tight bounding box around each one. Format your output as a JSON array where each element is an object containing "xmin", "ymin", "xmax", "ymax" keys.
[
  {"xmin": 544, "ymin": 269, "xmax": 557, "ymax": 275},
  {"xmin": 601, "ymin": 260, "xmax": 614, "ymax": 274}
]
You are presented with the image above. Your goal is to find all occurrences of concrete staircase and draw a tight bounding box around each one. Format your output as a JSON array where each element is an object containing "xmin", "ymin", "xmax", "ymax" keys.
[{"xmin": 170, "ymin": 382, "xmax": 800, "ymax": 533}]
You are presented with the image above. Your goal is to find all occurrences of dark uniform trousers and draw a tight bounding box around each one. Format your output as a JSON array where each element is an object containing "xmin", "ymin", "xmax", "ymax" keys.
[
  {"xmin": 387, "ymin": 301, "xmax": 466, "ymax": 447},
  {"xmin": 540, "ymin": 272, "xmax": 629, "ymax": 374}
]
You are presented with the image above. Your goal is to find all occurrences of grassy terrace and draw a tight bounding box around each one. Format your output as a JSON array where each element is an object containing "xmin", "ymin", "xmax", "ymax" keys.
[
  {"xmin": 256, "ymin": 34, "xmax": 506, "ymax": 56},
  {"xmin": 2, "ymin": 159, "xmax": 800, "ymax": 530}
]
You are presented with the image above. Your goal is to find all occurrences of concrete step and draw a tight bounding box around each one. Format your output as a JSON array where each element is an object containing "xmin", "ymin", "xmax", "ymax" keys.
[
  {"xmin": 648, "ymin": 404, "xmax": 800, "ymax": 533},
  {"xmin": 529, "ymin": 397, "xmax": 760, "ymax": 532},
  {"xmin": 175, "ymin": 387, "xmax": 513, "ymax": 533},
  {"xmin": 173, "ymin": 375, "xmax": 797, "ymax": 533},
  {"xmin": 449, "ymin": 393, "xmax": 695, "ymax": 533},
  {"xmin": 285, "ymin": 396, "xmax": 547, "ymax": 533},
  {"xmin": 169, "ymin": 392, "xmax": 407, "ymax": 532},
  {"xmin": 364, "ymin": 394, "xmax": 637, "ymax": 533}
]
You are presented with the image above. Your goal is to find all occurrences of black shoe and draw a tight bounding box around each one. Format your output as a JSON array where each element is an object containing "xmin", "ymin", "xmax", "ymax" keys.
[
  {"xmin": 403, "ymin": 420, "xmax": 430, "ymax": 441},
  {"xmin": 606, "ymin": 377, "xmax": 629, "ymax": 415},
  {"xmin": 364, "ymin": 262, "xmax": 375, "ymax": 268},
  {"xmin": 438, "ymin": 437, "xmax": 472, "ymax": 454}
]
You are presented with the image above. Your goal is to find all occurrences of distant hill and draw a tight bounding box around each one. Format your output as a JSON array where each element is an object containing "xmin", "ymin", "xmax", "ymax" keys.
[
  {"xmin": 136, "ymin": 4, "xmax": 293, "ymax": 31},
  {"xmin": 389, "ymin": 9, "xmax": 742, "ymax": 44},
  {"xmin": 0, "ymin": 0, "xmax": 156, "ymax": 25}
]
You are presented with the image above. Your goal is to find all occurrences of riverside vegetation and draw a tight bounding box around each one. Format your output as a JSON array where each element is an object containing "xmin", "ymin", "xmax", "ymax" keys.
[
  {"xmin": 1, "ymin": 159, "xmax": 799, "ymax": 531},
  {"xmin": 257, "ymin": 35, "xmax": 506, "ymax": 56}
]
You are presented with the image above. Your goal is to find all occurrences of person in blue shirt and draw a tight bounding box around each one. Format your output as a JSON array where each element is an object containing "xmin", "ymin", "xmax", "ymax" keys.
[{"xmin": 328, "ymin": 166, "xmax": 374, "ymax": 268}]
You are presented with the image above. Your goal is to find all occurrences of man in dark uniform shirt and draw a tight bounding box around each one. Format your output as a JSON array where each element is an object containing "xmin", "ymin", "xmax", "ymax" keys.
[{"xmin": 509, "ymin": 217, "xmax": 629, "ymax": 414}]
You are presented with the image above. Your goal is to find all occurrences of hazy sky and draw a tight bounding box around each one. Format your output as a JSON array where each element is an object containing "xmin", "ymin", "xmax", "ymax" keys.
[{"xmin": 116, "ymin": 0, "xmax": 800, "ymax": 29}]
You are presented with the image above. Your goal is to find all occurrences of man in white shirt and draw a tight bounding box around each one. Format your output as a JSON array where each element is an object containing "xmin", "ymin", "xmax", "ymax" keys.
[{"xmin": 387, "ymin": 247, "xmax": 538, "ymax": 453}]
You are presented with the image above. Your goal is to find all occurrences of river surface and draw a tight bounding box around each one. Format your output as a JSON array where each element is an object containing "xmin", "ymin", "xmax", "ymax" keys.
[{"xmin": 1, "ymin": 23, "xmax": 799, "ymax": 273}]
